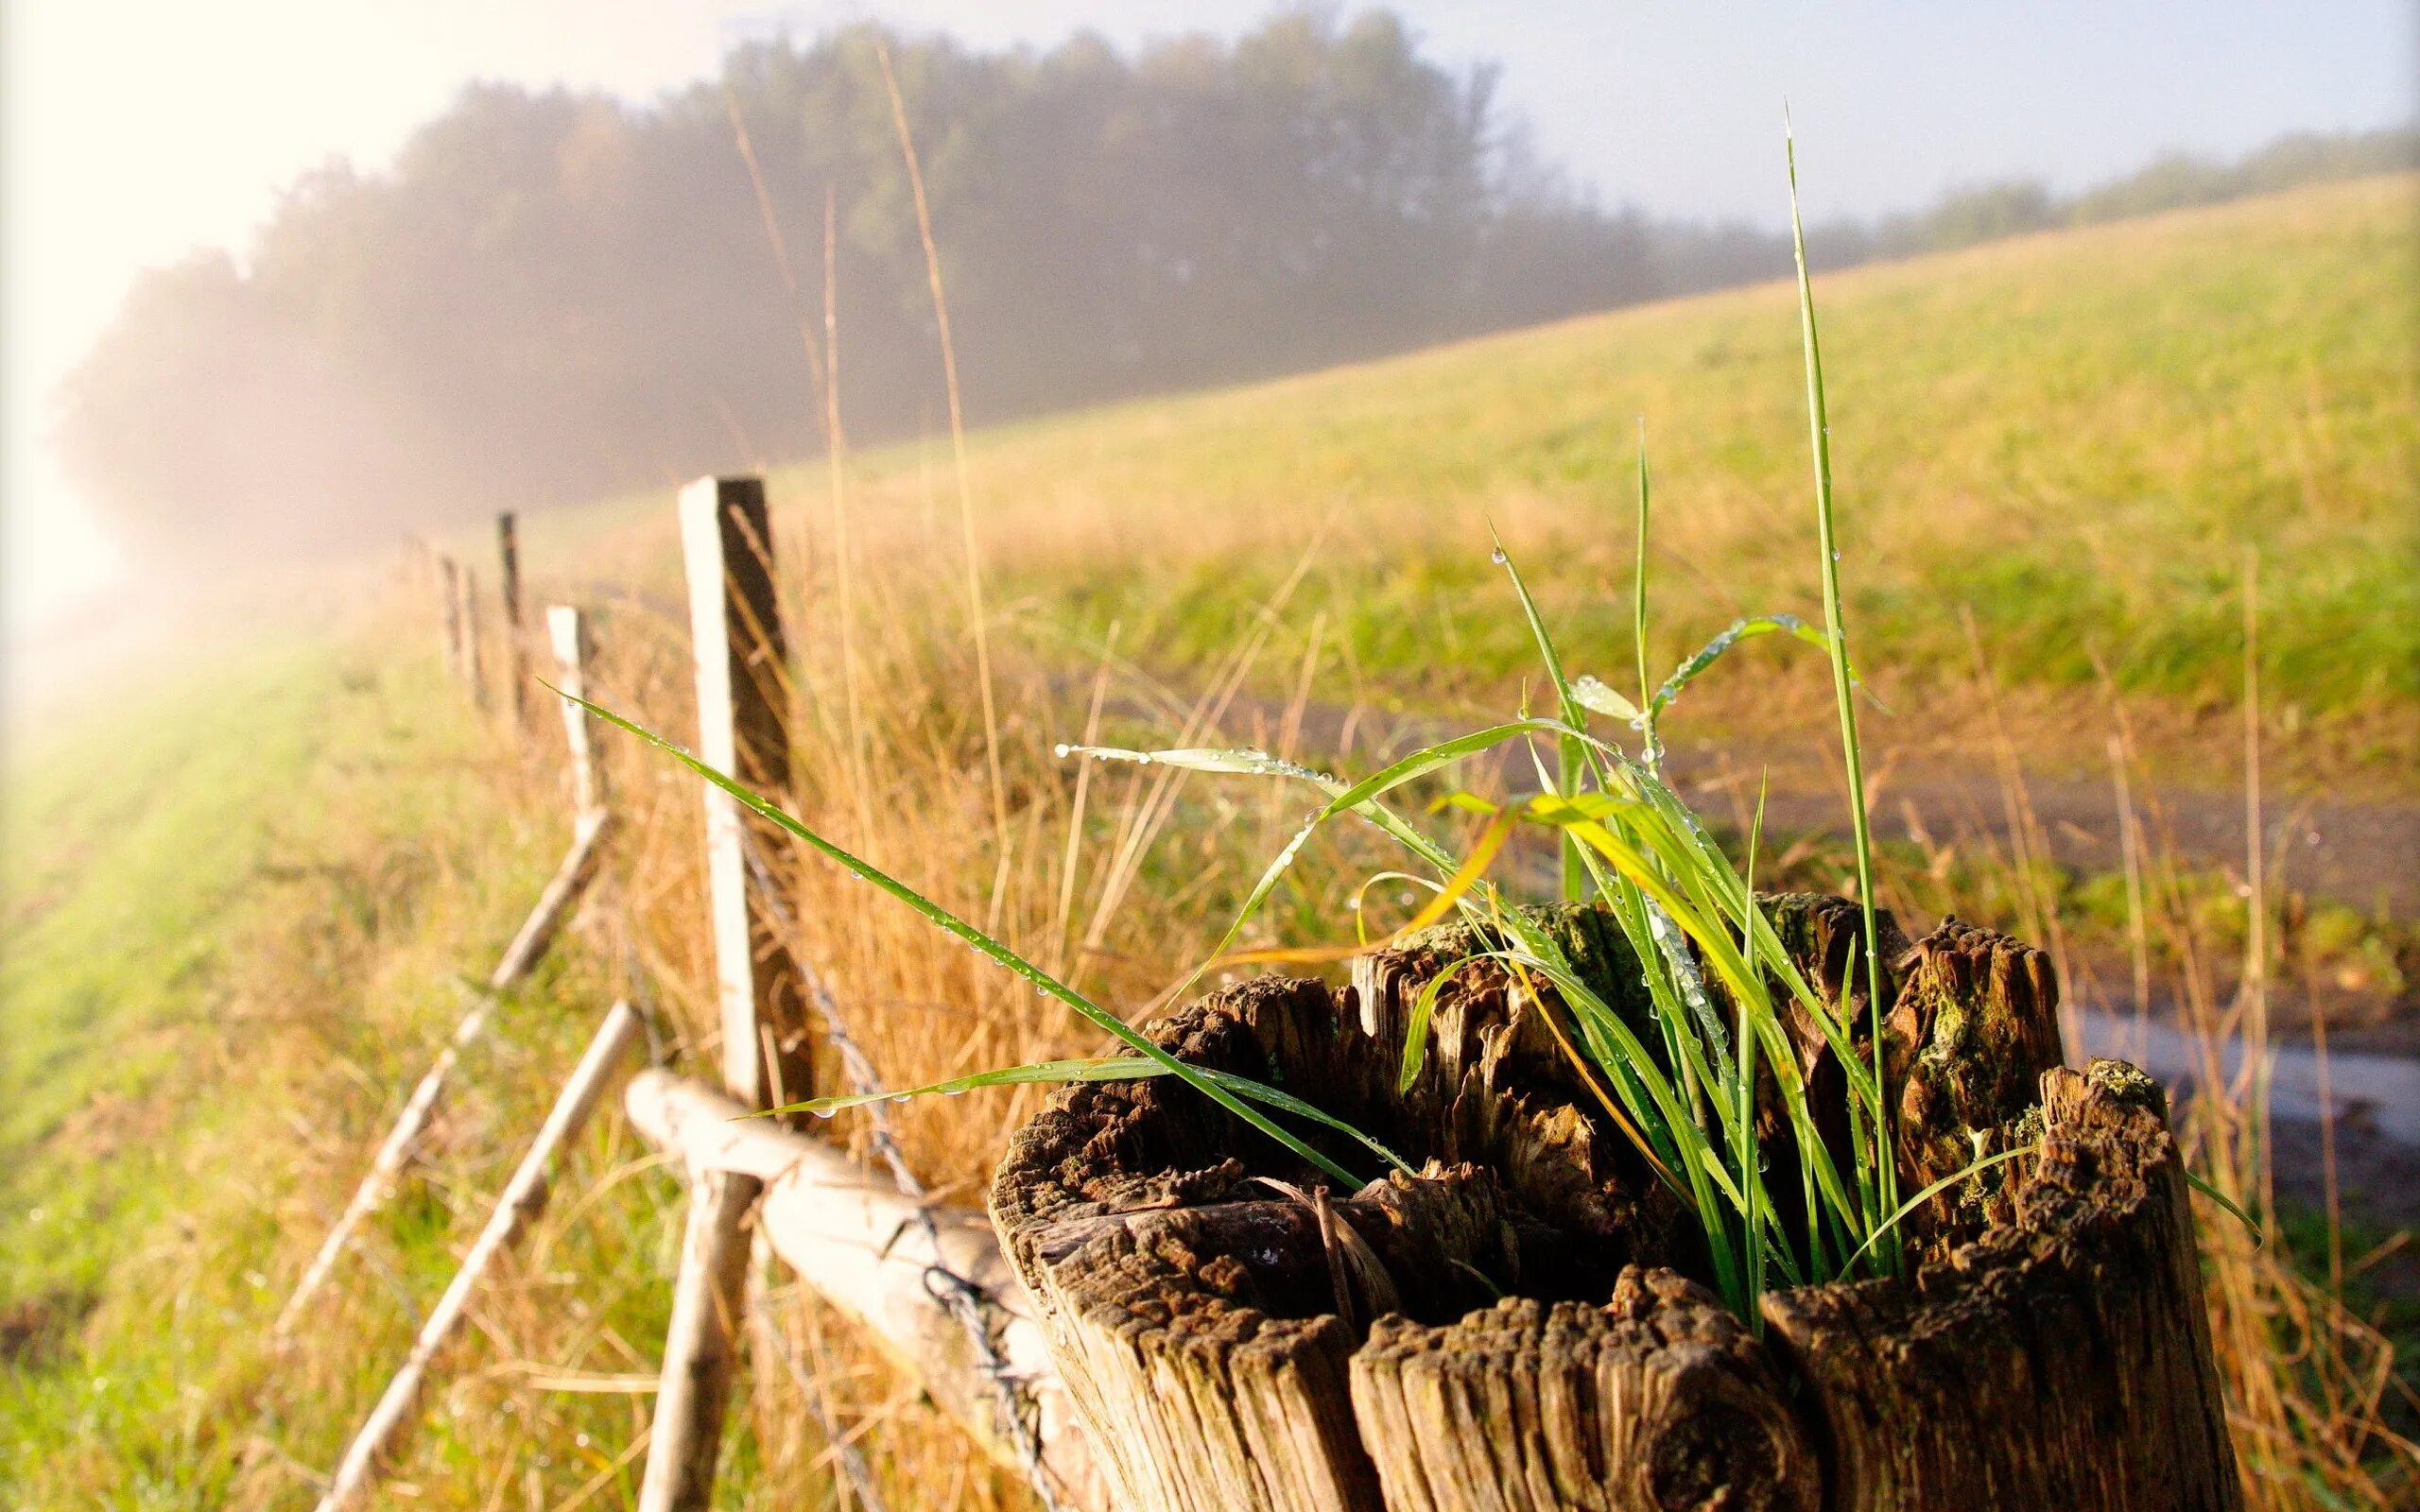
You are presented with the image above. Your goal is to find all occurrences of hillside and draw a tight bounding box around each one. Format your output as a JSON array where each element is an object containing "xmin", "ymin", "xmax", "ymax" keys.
[{"xmin": 712, "ymin": 173, "xmax": 2413, "ymax": 789}]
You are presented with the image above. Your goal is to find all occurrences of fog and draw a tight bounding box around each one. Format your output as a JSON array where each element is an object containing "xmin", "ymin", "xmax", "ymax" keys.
[{"xmin": 42, "ymin": 11, "xmax": 2417, "ymax": 570}]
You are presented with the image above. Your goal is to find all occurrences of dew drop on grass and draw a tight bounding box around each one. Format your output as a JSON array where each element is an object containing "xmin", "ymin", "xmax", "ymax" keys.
[
  {"xmin": 890, "ymin": 1094, "xmax": 913, "ymax": 1105},
  {"xmin": 811, "ymin": 1107, "xmax": 838, "ymax": 1120},
  {"xmin": 1053, "ymin": 743, "xmax": 1072, "ymax": 758},
  {"xmin": 1490, "ymin": 547, "xmax": 1508, "ymax": 565}
]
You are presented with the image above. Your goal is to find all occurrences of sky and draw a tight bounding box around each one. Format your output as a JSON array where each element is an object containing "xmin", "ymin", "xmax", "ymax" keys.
[{"xmin": 5, "ymin": 0, "xmax": 2413, "ymax": 640}]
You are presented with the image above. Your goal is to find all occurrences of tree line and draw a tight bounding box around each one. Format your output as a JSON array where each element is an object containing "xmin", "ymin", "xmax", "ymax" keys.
[{"xmin": 53, "ymin": 9, "xmax": 2416, "ymax": 562}]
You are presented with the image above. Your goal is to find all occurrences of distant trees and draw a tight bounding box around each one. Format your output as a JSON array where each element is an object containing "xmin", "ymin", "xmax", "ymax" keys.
[
  {"xmin": 50, "ymin": 9, "xmax": 2417, "ymax": 563},
  {"xmin": 1813, "ymin": 126, "xmax": 2416, "ymax": 265}
]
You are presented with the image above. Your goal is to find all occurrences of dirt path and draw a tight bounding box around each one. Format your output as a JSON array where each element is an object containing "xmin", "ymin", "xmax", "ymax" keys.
[
  {"xmin": 1199, "ymin": 694, "xmax": 2416, "ymax": 919},
  {"xmin": 1654, "ymin": 739, "xmax": 2418, "ymax": 919}
]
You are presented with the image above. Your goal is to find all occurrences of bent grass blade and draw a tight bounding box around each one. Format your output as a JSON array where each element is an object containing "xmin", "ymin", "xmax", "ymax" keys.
[{"xmin": 558, "ymin": 686, "xmax": 1368, "ymax": 1190}]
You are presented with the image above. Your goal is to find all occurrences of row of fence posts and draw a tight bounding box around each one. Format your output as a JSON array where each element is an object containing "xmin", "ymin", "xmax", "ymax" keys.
[
  {"xmin": 412, "ymin": 512, "xmax": 530, "ymax": 731},
  {"xmin": 307, "ymin": 481, "xmax": 824, "ymax": 1511}
]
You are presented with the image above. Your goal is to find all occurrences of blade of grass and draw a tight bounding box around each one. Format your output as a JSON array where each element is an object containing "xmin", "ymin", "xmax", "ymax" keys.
[
  {"xmin": 1633, "ymin": 422, "xmax": 1658, "ymax": 770},
  {"xmin": 1788, "ymin": 117, "xmax": 1897, "ymax": 1261},
  {"xmin": 1490, "ymin": 527, "xmax": 1591, "ymax": 900},
  {"xmin": 1737, "ymin": 774, "xmax": 1768, "ymax": 1319},
  {"xmin": 1836, "ymin": 1142, "xmax": 2042, "ymax": 1274},
  {"xmin": 1221, "ymin": 806, "xmax": 1517, "ymax": 967},
  {"xmin": 772, "ymin": 1060, "xmax": 1416, "ymax": 1177},
  {"xmin": 561, "ymin": 686, "xmax": 1367, "ymax": 1189}
]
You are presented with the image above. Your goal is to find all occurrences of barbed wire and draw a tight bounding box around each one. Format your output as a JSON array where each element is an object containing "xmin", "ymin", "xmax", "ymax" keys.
[{"xmin": 741, "ymin": 833, "xmax": 1070, "ymax": 1512}]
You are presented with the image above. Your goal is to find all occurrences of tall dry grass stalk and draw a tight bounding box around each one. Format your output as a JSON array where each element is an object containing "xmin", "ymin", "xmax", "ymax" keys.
[{"xmin": 874, "ymin": 36, "xmax": 1011, "ymax": 919}]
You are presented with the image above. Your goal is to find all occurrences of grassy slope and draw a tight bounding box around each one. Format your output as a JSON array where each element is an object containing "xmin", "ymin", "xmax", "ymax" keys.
[
  {"xmin": 800, "ymin": 175, "xmax": 2417, "ymax": 782},
  {"xmin": 0, "ymin": 640, "xmax": 690, "ymax": 1504}
]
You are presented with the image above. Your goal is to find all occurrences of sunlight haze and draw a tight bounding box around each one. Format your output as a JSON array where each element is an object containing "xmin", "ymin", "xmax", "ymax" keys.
[{"xmin": 4, "ymin": 0, "xmax": 2411, "ymax": 642}]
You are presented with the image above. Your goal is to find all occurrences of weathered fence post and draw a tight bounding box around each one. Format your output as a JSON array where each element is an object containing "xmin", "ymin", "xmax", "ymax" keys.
[
  {"xmin": 440, "ymin": 556, "xmax": 468, "ymax": 686},
  {"xmin": 989, "ymin": 902, "xmax": 2242, "ymax": 1512},
  {"xmin": 679, "ymin": 474, "xmax": 811, "ymax": 1110},
  {"xmin": 315, "ymin": 1002, "xmax": 642, "ymax": 1511},
  {"xmin": 548, "ymin": 605, "xmax": 607, "ymax": 820},
  {"xmin": 459, "ymin": 561, "xmax": 490, "ymax": 711},
  {"xmin": 498, "ymin": 512, "xmax": 528, "ymax": 730},
  {"xmin": 639, "ymin": 1167, "xmax": 762, "ymax": 1511},
  {"xmin": 638, "ymin": 475, "xmax": 811, "ymax": 1510}
]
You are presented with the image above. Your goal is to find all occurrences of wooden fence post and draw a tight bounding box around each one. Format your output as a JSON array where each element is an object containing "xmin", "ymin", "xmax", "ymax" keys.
[
  {"xmin": 638, "ymin": 475, "xmax": 811, "ymax": 1511},
  {"xmin": 548, "ymin": 606, "xmax": 606, "ymax": 820},
  {"xmin": 638, "ymin": 1168, "xmax": 762, "ymax": 1512},
  {"xmin": 459, "ymin": 562, "xmax": 489, "ymax": 711},
  {"xmin": 498, "ymin": 512, "xmax": 528, "ymax": 730},
  {"xmin": 440, "ymin": 557, "xmax": 467, "ymax": 685},
  {"xmin": 679, "ymin": 474, "xmax": 810, "ymax": 1110}
]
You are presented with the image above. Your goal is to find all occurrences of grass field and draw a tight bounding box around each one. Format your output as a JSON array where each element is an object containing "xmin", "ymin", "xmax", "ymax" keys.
[
  {"xmin": 5, "ymin": 177, "xmax": 2416, "ymax": 1505},
  {"xmin": 757, "ymin": 173, "xmax": 2415, "ymax": 788},
  {"xmin": 0, "ymin": 640, "xmax": 676, "ymax": 1503}
]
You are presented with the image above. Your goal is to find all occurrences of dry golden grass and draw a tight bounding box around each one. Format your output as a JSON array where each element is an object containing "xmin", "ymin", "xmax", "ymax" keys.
[{"xmin": 6, "ymin": 471, "xmax": 2411, "ymax": 1505}]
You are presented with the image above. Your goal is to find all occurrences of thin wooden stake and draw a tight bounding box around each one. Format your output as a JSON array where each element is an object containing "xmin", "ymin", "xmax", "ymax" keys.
[
  {"xmin": 498, "ymin": 512, "xmax": 528, "ymax": 730},
  {"xmin": 316, "ymin": 1003, "xmax": 642, "ymax": 1512},
  {"xmin": 624, "ymin": 1071, "xmax": 1100, "ymax": 1504},
  {"xmin": 548, "ymin": 605, "xmax": 606, "ymax": 821},
  {"xmin": 276, "ymin": 812, "xmax": 612, "ymax": 1333}
]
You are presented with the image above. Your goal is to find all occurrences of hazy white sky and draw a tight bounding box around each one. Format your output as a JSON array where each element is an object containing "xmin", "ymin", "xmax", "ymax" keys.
[{"xmin": 5, "ymin": 1, "xmax": 2412, "ymax": 637}]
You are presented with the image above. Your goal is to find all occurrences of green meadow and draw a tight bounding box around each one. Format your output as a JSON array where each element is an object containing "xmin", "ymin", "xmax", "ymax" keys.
[{"xmin": 796, "ymin": 175, "xmax": 2417, "ymax": 782}]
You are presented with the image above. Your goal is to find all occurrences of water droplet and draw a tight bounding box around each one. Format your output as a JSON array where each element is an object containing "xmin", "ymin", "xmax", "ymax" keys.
[
  {"xmin": 942, "ymin": 1088, "xmax": 968, "ymax": 1097},
  {"xmin": 1490, "ymin": 547, "xmax": 1508, "ymax": 565},
  {"xmin": 1830, "ymin": 550, "xmax": 1841, "ymax": 561},
  {"xmin": 1136, "ymin": 752, "xmax": 1153, "ymax": 765},
  {"xmin": 1053, "ymin": 743, "xmax": 1072, "ymax": 759},
  {"xmin": 890, "ymin": 1093, "xmax": 913, "ymax": 1105},
  {"xmin": 811, "ymin": 1107, "xmax": 838, "ymax": 1120}
]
